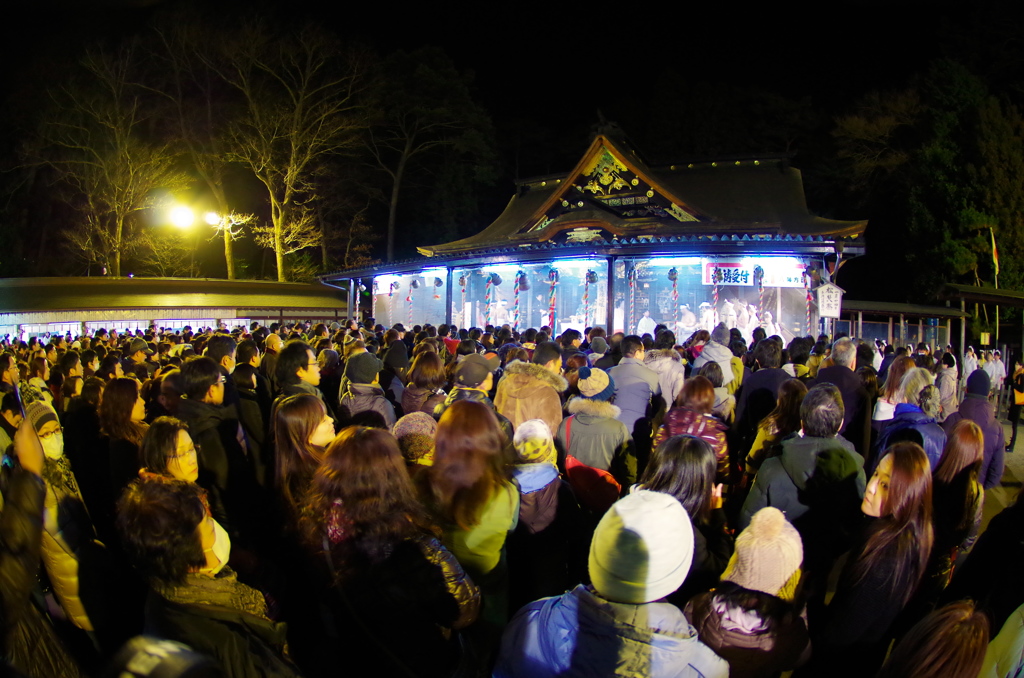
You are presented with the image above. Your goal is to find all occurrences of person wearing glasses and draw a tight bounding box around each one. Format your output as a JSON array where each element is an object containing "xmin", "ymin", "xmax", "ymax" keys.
[
  {"xmin": 275, "ymin": 340, "xmax": 334, "ymax": 418},
  {"xmin": 177, "ymin": 357, "xmax": 255, "ymax": 544}
]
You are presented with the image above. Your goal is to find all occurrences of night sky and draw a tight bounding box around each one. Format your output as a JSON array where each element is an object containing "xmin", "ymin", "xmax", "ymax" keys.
[{"xmin": 0, "ymin": 0, "xmax": 982, "ymax": 296}]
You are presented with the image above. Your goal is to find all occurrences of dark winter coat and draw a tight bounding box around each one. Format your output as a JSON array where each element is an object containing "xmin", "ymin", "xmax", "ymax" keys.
[
  {"xmin": 741, "ymin": 433, "xmax": 865, "ymax": 595},
  {"xmin": 401, "ymin": 385, "xmax": 446, "ymax": 417},
  {"xmin": 339, "ymin": 382, "xmax": 397, "ymax": 428},
  {"xmin": 434, "ymin": 386, "xmax": 514, "ymax": 444},
  {"xmin": 507, "ymin": 463, "xmax": 587, "ymax": 613},
  {"xmin": 811, "ymin": 365, "xmax": 871, "ymax": 456},
  {"xmin": 685, "ymin": 591, "xmax": 809, "ymax": 678},
  {"xmin": 145, "ymin": 587, "xmax": 299, "ymax": 678},
  {"xmin": 942, "ymin": 394, "xmax": 1005, "ymax": 489},
  {"xmin": 175, "ymin": 399, "xmax": 254, "ymax": 539},
  {"xmin": 735, "ymin": 367, "xmax": 789, "ymax": 458}
]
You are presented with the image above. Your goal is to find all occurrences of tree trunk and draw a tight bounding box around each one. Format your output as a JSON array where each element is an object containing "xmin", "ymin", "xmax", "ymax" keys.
[
  {"xmin": 114, "ymin": 217, "xmax": 123, "ymax": 277},
  {"xmin": 275, "ymin": 220, "xmax": 286, "ymax": 282},
  {"xmin": 386, "ymin": 138, "xmax": 413, "ymax": 262},
  {"xmin": 223, "ymin": 227, "xmax": 235, "ymax": 280}
]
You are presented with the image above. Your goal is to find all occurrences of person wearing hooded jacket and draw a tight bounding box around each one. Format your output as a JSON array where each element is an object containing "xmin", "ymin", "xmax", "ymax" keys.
[
  {"xmin": 643, "ymin": 347, "xmax": 686, "ymax": 409},
  {"xmin": 874, "ymin": 368, "xmax": 946, "ymax": 472},
  {"xmin": 507, "ymin": 419, "xmax": 586, "ymax": 613},
  {"xmin": 338, "ymin": 352, "xmax": 395, "ymax": 428},
  {"xmin": 741, "ymin": 383, "xmax": 865, "ymax": 616},
  {"xmin": 692, "ymin": 323, "xmax": 734, "ymax": 389},
  {"xmin": 942, "ymin": 369, "xmax": 1005, "ymax": 489},
  {"xmin": 493, "ymin": 490, "xmax": 728, "ymax": 678},
  {"xmin": 494, "ymin": 341, "xmax": 568, "ymax": 436},
  {"xmin": 556, "ymin": 367, "xmax": 637, "ymax": 491}
]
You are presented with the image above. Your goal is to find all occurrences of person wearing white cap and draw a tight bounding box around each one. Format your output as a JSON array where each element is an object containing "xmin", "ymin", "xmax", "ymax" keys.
[
  {"xmin": 493, "ymin": 490, "xmax": 728, "ymax": 678},
  {"xmin": 685, "ymin": 507, "xmax": 809, "ymax": 678}
]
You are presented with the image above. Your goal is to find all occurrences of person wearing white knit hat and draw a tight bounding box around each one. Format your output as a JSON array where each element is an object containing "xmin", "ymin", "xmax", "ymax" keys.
[
  {"xmin": 494, "ymin": 490, "xmax": 728, "ymax": 678},
  {"xmin": 684, "ymin": 507, "xmax": 810, "ymax": 678}
]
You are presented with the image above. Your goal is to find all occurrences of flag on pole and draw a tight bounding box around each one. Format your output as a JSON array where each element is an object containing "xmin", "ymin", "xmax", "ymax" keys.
[{"xmin": 991, "ymin": 227, "xmax": 1000, "ymax": 277}]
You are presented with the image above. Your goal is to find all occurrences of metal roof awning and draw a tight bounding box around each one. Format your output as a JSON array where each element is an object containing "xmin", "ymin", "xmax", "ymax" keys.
[
  {"xmin": 938, "ymin": 284, "xmax": 1024, "ymax": 308},
  {"xmin": 0, "ymin": 277, "xmax": 348, "ymax": 314},
  {"xmin": 842, "ymin": 300, "xmax": 968, "ymax": 320}
]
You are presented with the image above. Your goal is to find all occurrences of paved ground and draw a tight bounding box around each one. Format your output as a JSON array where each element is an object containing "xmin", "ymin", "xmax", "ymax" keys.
[{"xmin": 982, "ymin": 417, "xmax": 1023, "ymax": 529}]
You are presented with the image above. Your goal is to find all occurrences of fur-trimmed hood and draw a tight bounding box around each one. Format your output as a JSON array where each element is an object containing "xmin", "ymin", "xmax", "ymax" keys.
[
  {"xmin": 503, "ymin": 359, "xmax": 569, "ymax": 393},
  {"xmin": 643, "ymin": 348, "xmax": 682, "ymax": 371},
  {"xmin": 566, "ymin": 396, "xmax": 621, "ymax": 420}
]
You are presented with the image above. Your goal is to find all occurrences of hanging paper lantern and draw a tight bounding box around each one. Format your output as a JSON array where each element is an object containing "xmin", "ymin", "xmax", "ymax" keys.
[
  {"xmin": 434, "ymin": 277, "xmax": 443, "ymax": 288},
  {"xmin": 583, "ymin": 270, "xmax": 597, "ymax": 325}
]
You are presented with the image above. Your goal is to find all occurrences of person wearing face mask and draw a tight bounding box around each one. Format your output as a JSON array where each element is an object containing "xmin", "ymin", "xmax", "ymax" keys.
[
  {"xmin": 26, "ymin": 400, "xmax": 104, "ymax": 634},
  {"xmin": 801, "ymin": 441, "xmax": 934, "ymax": 677},
  {"xmin": 116, "ymin": 479, "xmax": 300, "ymax": 678}
]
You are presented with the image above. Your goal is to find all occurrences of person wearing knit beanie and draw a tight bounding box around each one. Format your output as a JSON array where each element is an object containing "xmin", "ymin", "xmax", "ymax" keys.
[
  {"xmin": 576, "ymin": 366, "xmax": 615, "ymax": 401},
  {"xmin": 495, "ymin": 489, "xmax": 729, "ymax": 678},
  {"xmin": 513, "ymin": 419, "xmax": 557, "ymax": 466},
  {"xmin": 589, "ymin": 489, "xmax": 694, "ymax": 604},
  {"xmin": 391, "ymin": 411, "xmax": 437, "ymax": 466},
  {"xmin": 683, "ymin": 507, "xmax": 809, "ymax": 678},
  {"xmin": 723, "ymin": 507, "xmax": 803, "ymax": 599}
]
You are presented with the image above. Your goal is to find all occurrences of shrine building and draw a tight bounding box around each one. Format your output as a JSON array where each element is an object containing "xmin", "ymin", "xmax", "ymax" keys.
[{"xmin": 323, "ymin": 132, "xmax": 866, "ymax": 342}]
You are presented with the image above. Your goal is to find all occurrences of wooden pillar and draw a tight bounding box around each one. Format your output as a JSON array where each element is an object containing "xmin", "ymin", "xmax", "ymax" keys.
[
  {"xmin": 888, "ymin": 317, "xmax": 893, "ymax": 345},
  {"xmin": 946, "ymin": 318, "xmax": 951, "ymax": 352},
  {"xmin": 857, "ymin": 311, "xmax": 863, "ymax": 339},
  {"xmin": 900, "ymin": 313, "xmax": 905, "ymax": 346}
]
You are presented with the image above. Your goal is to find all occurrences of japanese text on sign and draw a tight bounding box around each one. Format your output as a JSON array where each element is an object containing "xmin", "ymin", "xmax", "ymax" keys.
[{"xmin": 816, "ymin": 283, "xmax": 844, "ymax": 319}]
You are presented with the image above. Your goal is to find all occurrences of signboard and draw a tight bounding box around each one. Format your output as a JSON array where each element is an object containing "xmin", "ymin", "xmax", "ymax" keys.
[
  {"xmin": 815, "ymin": 282, "xmax": 845, "ymax": 319},
  {"xmin": 701, "ymin": 259, "xmax": 808, "ymax": 287},
  {"xmin": 980, "ymin": 332, "xmax": 991, "ymax": 346}
]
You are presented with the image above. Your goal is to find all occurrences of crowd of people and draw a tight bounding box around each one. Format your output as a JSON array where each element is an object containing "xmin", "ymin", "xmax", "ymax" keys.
[{"xmin": 0, "ymin": 319, "xmax": 1021, "ymax": 677}]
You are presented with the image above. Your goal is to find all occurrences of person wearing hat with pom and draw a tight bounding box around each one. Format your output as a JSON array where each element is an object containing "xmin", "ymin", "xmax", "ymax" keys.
[
  {"xmin": 685, "ymin": 507, "xmax": 810, "ymax": 678},
  {"xmin": 494, "ymin": 490, "xmax": 728, "ymax": 678},
  {"xmin": 507, "ymin": 419, "xmax": 586, "ymax": 612},
  {"xmin": 556, "ymin": 366, "xmax": 636, "ymax": 492},
  {"xmin": 339, "ymin": 350, "xmax": 395, "ymax": 428}
]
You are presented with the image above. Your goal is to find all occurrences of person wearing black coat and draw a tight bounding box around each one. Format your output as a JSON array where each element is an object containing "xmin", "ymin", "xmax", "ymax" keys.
[
  {"xmin": 734, "ymin": 340, "xmax": 789, "ymax": 463},
  {"xmin": 177, "ymin": 358, "xmax": 257, "ymax": 543},
  {"xmin": 811, "ymin": 338, "xmax": 871, "ymax": 457},
  {"xmin": 117, "ymin": 479, "xmax": 300, "ymax": 678}
]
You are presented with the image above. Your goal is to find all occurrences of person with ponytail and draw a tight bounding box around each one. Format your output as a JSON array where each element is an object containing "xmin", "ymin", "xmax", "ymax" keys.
[
  {"xmin": 874, "ymin": 367, "xmax": 946, "ymax": 470},
  {"xmin": 809, "ymin": 441, "xmax": 934, "ymax": 676}
]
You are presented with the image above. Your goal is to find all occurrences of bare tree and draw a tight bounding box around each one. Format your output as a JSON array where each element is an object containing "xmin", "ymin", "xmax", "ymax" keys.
[
  {"xmin": 40, "ymin": 45, "xmax": 191, "ymax": 276},
  {"xmin": 366, "ymin": 47, "xmax": 494, "ymax": 261},
  {"xmin": 209, "ymin": 24, "xmax": 369, "ymax": 281},
  {"xmin": 148, "ymin": 21, "xmax": 244, "ymax": 278}
]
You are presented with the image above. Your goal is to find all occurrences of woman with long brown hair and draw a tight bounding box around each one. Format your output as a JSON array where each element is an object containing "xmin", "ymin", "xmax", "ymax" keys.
[
  {"xmin": 302, "ymin": 426, "xmax": 479, "ymax": 677},
  {"xmin": 273, "ymin": 394, "xmax": 335, "ymax": 525},
  {"xmin": 429, "ymin": 399, "xmax": 517, "ymax": 647},
  {"xmin": 100, "ymin": 377, "xmax": 150, "ymax": 504},
  {"xmin": 876, "ymin": 601, "xmax": 989, "ymax": 678},
  {"xmin": 811, "ymin": 441, "xmax": 934, "ymax": 676},
  {"xmin": 745, "ymin": 378, "xmax": 807, "ymax": 472},
  {"xmin": 401, "ymin": 350, "xmax": 448, "ymax": 415},
  {"xmin": 654, "ymin": 376, "xmax": 729, "ymax": 481}
]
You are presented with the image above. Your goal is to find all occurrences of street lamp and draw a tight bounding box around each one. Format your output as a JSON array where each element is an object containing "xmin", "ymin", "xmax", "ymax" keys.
[
  {"xmin": 170, "ymin": 206, "xmax": 196, "ymax": 230},
  {"xmin": 204, "ymin": 211, "xmax": 221, "ymax": 226}
]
